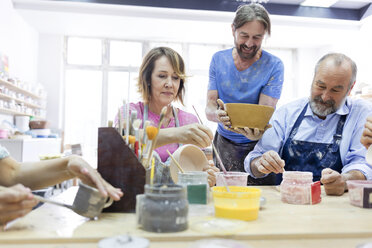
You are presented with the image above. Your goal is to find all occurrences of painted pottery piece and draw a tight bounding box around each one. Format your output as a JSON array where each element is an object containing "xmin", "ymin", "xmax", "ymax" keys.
[
  {"xmin": 169, "ymin": 144, "xmax": 209, "ymax": 183},
  {"xmin": 225, "ymin": 103, "xmax": 274, "ymax": 130}
]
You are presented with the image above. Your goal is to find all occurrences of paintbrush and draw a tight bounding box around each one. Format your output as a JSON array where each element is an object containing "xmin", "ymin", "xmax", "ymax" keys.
[
  {"xmin": 144, "ymin": 106, "xmax": 167, "ymax": 168},
  {"xmin": 192, "ymin": 105, "xmax": 228, "ymax": 174},
  {"xmin": 140, "ymin": 120, "xmax": 151, "ymax": 160},
  {"xmin": 150, "ymin": 157, "xmax": 156, "ymax": 185},
  {"xmin": 142, "ymin": 126, "xmax": 158, "ymax": 168},
  {"xmin": 130, "ymin": 110, "xmax": 137, "ymax": 136},
  {"xmin": 132, "ymin": 119, "xmax": 142, "ymax": 156},
  {"xmin": 167, "ymin": 149, "xmax": 184, "ymax": 173},
  {"xmin": 192, "ymin": 105, "xmax": 230, "ymax": 192}
]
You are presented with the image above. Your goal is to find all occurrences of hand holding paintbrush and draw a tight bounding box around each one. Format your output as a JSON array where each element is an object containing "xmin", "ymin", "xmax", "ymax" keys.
[
  {"xmin": 192, "ymin": 105, "xmax": 228, "ymax": 174},
  {"xmin": 192, "ymin": 105, "xmax": 230, "ymax": 192}
]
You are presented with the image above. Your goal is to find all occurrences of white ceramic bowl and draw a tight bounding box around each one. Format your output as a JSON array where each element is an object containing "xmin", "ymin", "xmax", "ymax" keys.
[{"xmin": 169, "ymin": 144, "xmax": 209, "ymax": 183}]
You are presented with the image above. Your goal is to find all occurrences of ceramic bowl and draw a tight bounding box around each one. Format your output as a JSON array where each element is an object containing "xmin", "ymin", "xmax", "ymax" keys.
[
  {"xmin": 169, "ymin": 144, "xmax": 209, "ymax": 183},
  {"xmin": 225, "ymin": 103, "xmax": 274, "ymax": 130}
]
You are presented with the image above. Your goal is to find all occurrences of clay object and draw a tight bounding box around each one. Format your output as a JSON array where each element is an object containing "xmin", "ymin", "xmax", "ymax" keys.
[
  {"xmin": 97, "ymin": 127, "xmax": 146, "ymax": 212},
  {"xmin": 34, "ymin": 182, "xmax": 113, "ymax": 219},
  {"xmin": 169, "ymin": 144, "xmax": 209, "ymax": 183},
  {"xmin": 225, "ymin": 103, "xmax": 274, "ymax": 130}
]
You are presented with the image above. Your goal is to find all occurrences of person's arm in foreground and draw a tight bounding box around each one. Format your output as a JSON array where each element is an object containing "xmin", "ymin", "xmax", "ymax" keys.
[{"xmin": 0, "ymin": 155, "xmax": 123, "ymax": 200}]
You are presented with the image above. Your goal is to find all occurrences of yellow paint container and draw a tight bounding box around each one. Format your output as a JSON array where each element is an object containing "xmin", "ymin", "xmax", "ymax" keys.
[{"xmin": 212, "ymin": 186, "xmax": 261, "ymax": 221}]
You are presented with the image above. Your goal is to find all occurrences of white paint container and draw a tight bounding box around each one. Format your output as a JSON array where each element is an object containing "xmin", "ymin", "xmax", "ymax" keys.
[{"xmin": 15, "ymin": 115, "xmax": 30, "ymax": 133}]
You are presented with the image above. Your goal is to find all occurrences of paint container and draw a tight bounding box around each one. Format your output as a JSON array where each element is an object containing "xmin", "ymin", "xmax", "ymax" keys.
[
  {"xmin": 346, "ymin": 180, "xmax": 372, "ymax": 208},
  {"xmin": 15, "ymin": 115, "xmax": 30, "ymax": 133},
  {"xmin": 178, "ymin": 171, "xmax": 208, "ymax": 204},
  {"xmin": 216, "ymin": 172, "xmax": 248, "ymax": 186},
  {"xmin": 280, "ymin": 171, "xmax": 321, "ymax": 205},
  {"xmin": 138, "ymin": 184, "xmax": 188, "ymax": 233},
  {"xmin": 212, "ymin": 186, "xmax": 261, "ymax": 221}
]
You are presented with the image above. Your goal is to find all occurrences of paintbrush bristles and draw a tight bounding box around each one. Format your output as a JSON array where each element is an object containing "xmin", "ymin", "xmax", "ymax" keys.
[
  {"xmin": 146, "ymin": 126, "xmax": 158, "ymax": 140},
  {"xmin": 133, "ymin": 119, "xmax": 142, "ymax": 129}
]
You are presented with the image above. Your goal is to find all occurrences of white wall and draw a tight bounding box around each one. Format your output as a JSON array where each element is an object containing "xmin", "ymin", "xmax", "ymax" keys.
[
  {"xmin": 0, "ymin": 0, "xmax": 39, "ymax": 123},
  {"xmin": 0, "ymin": 0, "xmax": 38, "ymax": 83},
  {"xmin": 37, "ymin": 34, "xmax": 64, "ymax": 129},
  {"xmin": 358, "ymin": 15, "xmax": 372, "ymax": 87}
]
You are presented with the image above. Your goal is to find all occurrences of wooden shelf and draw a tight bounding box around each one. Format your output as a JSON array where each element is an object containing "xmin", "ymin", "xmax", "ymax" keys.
[
  {"xmin": 0, "ymin": 107, "xmax": 44, "ymax": 119},
  {"xmin": 0, "ymin": 78, "xmax": 44, "ymax": 100},
  {"xmin": 0, "ymin": 93, "xmax": 44, "ymax": 109},
  {"xmin": 0, "ymin": 78, "xmax": 46, "ymax": 119}
]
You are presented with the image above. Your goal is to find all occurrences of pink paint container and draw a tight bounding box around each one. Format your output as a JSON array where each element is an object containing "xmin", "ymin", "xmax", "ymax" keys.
[
  {"xmin": 280, "ymin": 171, "xmax": 321, "ymax": 205},
  {"xmin": 346, "ymin": 180, "xmax": 372, "ymax": 208},
  {"xmin": 0, "ymin": 129, "xmax": 8, "ymax": 139},
  {"xmin": 216, "ymin": 172, "xmax": 248, "ymax": 186}
]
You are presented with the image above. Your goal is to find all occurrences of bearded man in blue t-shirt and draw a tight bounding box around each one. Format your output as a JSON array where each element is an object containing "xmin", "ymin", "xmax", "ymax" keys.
[{"xmin": 205, "ymin": 3, "xmax": 284, "ymax": 185}]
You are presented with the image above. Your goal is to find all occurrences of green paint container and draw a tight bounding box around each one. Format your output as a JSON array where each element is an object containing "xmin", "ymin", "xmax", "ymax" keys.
[{"xmin": 178, "ymin": 172, "xmax": 208, "ymax": 205}]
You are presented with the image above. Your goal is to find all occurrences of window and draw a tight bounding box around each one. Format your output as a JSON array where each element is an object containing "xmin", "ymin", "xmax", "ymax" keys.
[
  {"xmin": 63, "ymin": 37, "xmax": 296, "ymax": 165},
  {"xmin": 110, "ymin": 41, "xmax": 142, "ymax": 67},
  {"xmin": 67, "ymin": 37, "xmax": 102, "ymax": 65}
]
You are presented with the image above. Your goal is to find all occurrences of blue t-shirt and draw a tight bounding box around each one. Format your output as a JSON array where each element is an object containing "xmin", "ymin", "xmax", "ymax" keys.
[{"xmin": 208, "ymin": 48, "xmax": 284, "ymax": 143}]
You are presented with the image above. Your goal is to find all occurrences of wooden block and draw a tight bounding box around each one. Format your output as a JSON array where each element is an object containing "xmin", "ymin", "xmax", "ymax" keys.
[{"xmin": 97, "ymin": 127, "xmax": 145, "ymax": 213}]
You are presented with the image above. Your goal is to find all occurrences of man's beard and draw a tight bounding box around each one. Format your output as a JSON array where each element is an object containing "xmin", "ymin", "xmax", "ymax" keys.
[
  {"xmin": 309, "ymin": 95, "xmax": 345, "ymax": 117},
  {"xmin": 236, "ymin": 43, "xmax": 259, "ymax": 60}
]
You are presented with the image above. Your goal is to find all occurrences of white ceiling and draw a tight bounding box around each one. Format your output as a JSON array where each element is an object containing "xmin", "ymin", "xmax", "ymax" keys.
[
  {"xmin": 11, "ymin": 0, "xmax": 365, "ymax": 48},
  {"xmin": 268, "ymin": 0, "xmax": 372, "ymax": 9}
]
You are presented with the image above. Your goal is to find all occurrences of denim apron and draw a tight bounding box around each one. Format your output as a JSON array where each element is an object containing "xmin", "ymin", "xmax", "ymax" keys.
[
  {"xmin": 213, "ymin": 132, "xmax": 276, "ymax": 185},
  {"xmin": 277, "ymin": 103, "xmax": 346, "ymax": 184}
]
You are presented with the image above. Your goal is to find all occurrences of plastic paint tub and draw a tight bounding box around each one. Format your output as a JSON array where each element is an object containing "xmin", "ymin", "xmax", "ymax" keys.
[
  {"xmin": 178, "ymin": 171, "xmax": 208, "ymax": 204},
  {"xmin": 280, "ymin": 171, "xmax": 313, "ymax": 205},
  {"xmin": 346, "ymin": 180, "xmax": 372, "ymax": 208},
  {"xmin": 212, "ymin": 186, "xmax": 261, "ymax": 221},
  {"xmin": 216, "ymin": 172, "xmax": 249, "ymax": 186},
  {"xmin": 0, "ymin": 129, "xmax": 8, "ymax": 139}
]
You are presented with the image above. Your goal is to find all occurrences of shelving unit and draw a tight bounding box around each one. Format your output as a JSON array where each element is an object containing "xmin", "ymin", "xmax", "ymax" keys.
[{"xmin": 0, "ymin": 78, "xmax": 46, "ymax": 119}]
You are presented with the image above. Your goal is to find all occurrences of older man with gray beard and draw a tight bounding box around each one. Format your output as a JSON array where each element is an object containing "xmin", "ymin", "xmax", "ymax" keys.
[{"xmin": 244, "ymin": 53, "xmax": 372, "ymax": 196}]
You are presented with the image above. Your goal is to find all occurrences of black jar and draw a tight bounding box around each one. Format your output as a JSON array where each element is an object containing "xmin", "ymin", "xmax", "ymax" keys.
[{"xmin": 139, "ymin": 184, "xmax": 188, "ymax": 233}]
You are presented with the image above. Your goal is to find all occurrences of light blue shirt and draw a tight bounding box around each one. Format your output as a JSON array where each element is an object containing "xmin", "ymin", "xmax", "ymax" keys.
[
  {"xmin": 0, "ymin": 145, "xmax": 9, "ymax": 159},
  {"xmin": 208, "ymin": 48, "xmax": 284, "ymax": 143},
  {"xmin": 245, "ymin": 97, "xmax": 372, "ymax": 180}
]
